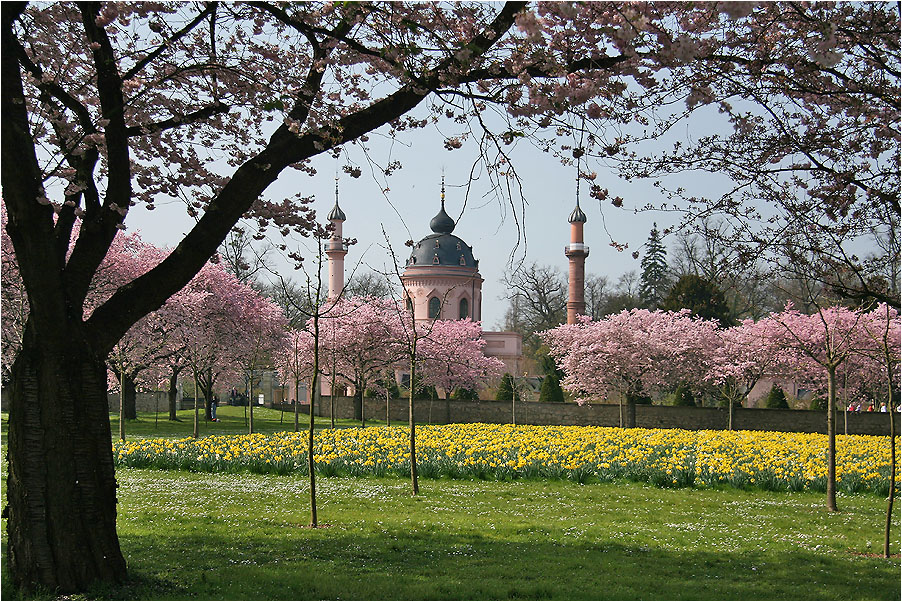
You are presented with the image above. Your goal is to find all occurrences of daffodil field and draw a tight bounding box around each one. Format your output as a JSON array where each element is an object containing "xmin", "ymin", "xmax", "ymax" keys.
[{"xmin": 113, "ymin": 424, "xmax": 900, "ymax": 496}]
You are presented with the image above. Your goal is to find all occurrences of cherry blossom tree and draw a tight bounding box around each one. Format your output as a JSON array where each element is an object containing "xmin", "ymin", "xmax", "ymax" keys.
[
  {"xmin": 237, "ymin": 292, "xmax": 289, "ymax": 434},
  {"xmin": 542, "ymin": 309, "xmax": 721, "ymax": 426},
  {"xmin": 1, "ymin": 203, "xmax": 27, "ymax": 384},
  {"xmin": 705, "ymin": 319, "xmax": 784, "ymax": 430},
  {"xmin": 320, "ymin": 296, "xmax": 405, "ymax": 426},
  {"xmin": 855, "ymin": 304, "xmax": 901, "ymax": 557},
  {"xmin": 618, "ymin": 3, "xmax": 899, "ymax": 309},
  {"xmin": 759, "ymin": 304, "xmax": 867, "ymax": 512},
  {"xmin": 275, "ymin": 327, "xmax": 316, "ymax": 426},
  {"xmin": 3, "ymin": 1, "xmax": 897, "ymax": 592},
  {"xmin": 418, "ymin": 319, "xmax": 504, "ymax": 396}
]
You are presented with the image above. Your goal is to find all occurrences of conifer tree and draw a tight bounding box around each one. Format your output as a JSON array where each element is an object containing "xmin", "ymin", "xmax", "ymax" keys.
[
  {"xmin": 538, "ymin": 373, "xmax": 565, "ymax": 402},
  {"xmin": 639, "ymin": 224, "xmax": 669, "ymax": 310},
  {"xmin": 763, "ymin": 384, "xmax": 790, "ymax": 409},
  {"xmin": 495, "ymin": 373, "xmax": 521, "ymax": 401}
]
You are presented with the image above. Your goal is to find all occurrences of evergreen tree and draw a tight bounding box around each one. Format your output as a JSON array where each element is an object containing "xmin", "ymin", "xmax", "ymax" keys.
[
  {"xmin": 538, "ymin": 373, "xmax": 565, "ymax": 402},
  {"xmin": 670, "ymin": 383, "xmax": 696, "ymax": 406},
  {"xmin": 450, "ymin": 387, "xmax": 480, "ymax": 400},
  {"xmin": 639, "ymin": 223, "xmax": 669, "ymax": 310},
  {"xmin": 662, "ymin": 274, "xmax": 733, "ymax": 327},
  {"xmin": 763, "ymin": 384, "xmax": 789, "ymax": 409},
  {"xmin": 495, "ymin": 373, "xmax": 521, "ymax": 401}
]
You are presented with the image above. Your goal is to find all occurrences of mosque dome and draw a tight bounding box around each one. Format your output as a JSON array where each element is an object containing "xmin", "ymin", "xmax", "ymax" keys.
[
  {"xmin": 407, "ymin": 232, "xmax": 478, "ymax": 269},
  {"xmin": 406, "ymin": 184, "xmax": 478, "ymax": 270}
]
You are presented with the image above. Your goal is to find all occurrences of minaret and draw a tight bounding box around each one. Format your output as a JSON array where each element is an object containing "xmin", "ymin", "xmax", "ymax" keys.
[
  {"xmin": 326, "ymin": 178, "xmax": 347, "ymax": 299},
  {"xmin": 565, "ymin": 201, "xmax": 589, "ymax": 324}
]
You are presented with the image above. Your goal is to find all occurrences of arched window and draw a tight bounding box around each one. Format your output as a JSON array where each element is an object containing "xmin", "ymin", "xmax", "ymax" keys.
[
  {"xmin": 405, "ymin": 296, "xmax": 413, "ymax": 313},
  {"xmin": 428, "ymin": 296, "xmax": 441, "ymax": 319},
  {"xmin": 459, "ymin": 297, "xmax": 469, "ymax": 319},
  {"xmin": 432, "ymin": 255, "xmax": 439, "ymax": 264},
  {"xmin": 459, "ymin": 255, "xmax": 466, "ymax": 265}
]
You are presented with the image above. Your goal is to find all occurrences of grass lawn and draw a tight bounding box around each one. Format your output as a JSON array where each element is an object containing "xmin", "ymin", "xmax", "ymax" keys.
[
  {"xmin": 107, "ymin": 405, "xmax": 376, "ymax": 440},
  {"xmin": 3, "ymin": 467, "xmax": 900, "ymax": 600},
  {"xmin": 1, "ymin": 411, "xmax": 899, "ymax": 600}
]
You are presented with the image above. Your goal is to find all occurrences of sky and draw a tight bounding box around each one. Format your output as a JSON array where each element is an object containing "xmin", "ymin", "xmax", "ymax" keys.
[
  {"xmin": 137, "ymin": 141, "xmax": 667, "ymax": 328},
  {"xmin": 132, "ymin": 107, "xmax": 713, "ymax": 329}
]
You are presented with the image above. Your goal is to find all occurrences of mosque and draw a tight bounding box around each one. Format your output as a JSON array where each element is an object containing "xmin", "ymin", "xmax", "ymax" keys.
[{"xmin": 323, "ymin": 177, "xmax": 590, "ymax": 391}]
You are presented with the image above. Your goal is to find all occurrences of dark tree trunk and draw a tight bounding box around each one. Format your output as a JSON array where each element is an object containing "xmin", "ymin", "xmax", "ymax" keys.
[
  {"xmin": 409, "ymin": 354, "xmax": 419, "ymax": 496},
  {"xmin": 6, "ymin": 329, "xmax": 127, "ymax": 594},
  {"xmin": 309, "ymin": 374, "xmax": 319, "ymax": 527},
  {"xmin": 168, "ymin": 366, "xmax": 180, "ymax": 420},
  {"xmin": 884, "ymin": 362, "xmax": 896, "ymax": 558},
  {"xmin": 202, "ymin": 368, "xmax": 213, "ymax": 421},
  {"xmin": 826, "ymin": 366, "xmax": 838, "ymax": 512},
  {"xmin": 122, "ymin": 373, "xmax": 137, "ymax": 420},
  {"xmin": 353, "ymin": 388, "xmax": 363, "ymax": 423}
]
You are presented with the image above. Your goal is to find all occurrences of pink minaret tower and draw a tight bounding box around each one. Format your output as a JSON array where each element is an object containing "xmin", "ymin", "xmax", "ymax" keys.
[
  {"xmin": 326, "ymin": 178, "xmax": 347, "ymax": 299},
  {"xmin": 565, "ymin": 201, "xmax": 589, "ymax": 324}
]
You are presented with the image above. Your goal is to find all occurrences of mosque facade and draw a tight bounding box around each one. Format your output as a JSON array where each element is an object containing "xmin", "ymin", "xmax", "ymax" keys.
[{"xmin": 327, "ymin": 179, "xmax": 524, "ymax": 382}]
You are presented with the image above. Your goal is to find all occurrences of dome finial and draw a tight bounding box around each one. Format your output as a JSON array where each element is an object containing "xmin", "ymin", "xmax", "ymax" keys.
[
  {"xmin": 327, "ymin": 177, "xmax": 346, "ymax": 221},
  {"xmin": 569, "ymin": 200, "xmax": 587, "ymax": 223},
  {"xmin": 430, "ymin": 174, "xmax": 455, "ymax": 234},
  {"xmin": 569, "ymin": 156, "xmax": 586, "ymax": 223}
]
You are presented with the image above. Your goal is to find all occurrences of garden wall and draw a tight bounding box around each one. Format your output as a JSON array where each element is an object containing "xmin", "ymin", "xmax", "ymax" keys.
[{"xmin": 295, "ymin": 396, "xmax": 900, "ymax": 436}]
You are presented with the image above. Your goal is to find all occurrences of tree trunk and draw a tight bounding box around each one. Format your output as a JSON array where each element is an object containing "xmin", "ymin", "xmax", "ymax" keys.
[
  {"xmin": 202, "ymin": 369, "xmax": 213, "ymax": 421},
  {"xmin": 330, "ymin": 367, "xmax": 337, "ymax": 429},
  {"xmin": 884, "ymin": 365, "xmax": 896, "ymax": 558},
  {"xmin": 409, "ymin": 355, "xmax": 419, "ymax": 496},
  {"xmin": 294, "ymin": 376, "xmax": 300, "ymax": 432},
  {"xmin": 728, "ymin": 387, "xmax": 734, "ymax": 431},
  {"xmin": 6, "ymin": 332, "xmax": 128, "ymax": 593},
  {"xmin": 193, "ymin": 373, "xmax": 199, "ymax": 439},
  {"xmin": 248, "ymin": 368, "xmax": 255, "ymax": 435},
  {"xmin": 309, "ymin": 373, "xmax": 319, "ymax": 527},
  {"xmin": 122, "ymin": 373, "xmax": 137, "ymax": 421},
  {"xmin": 167, "ymin": 366, "xmax": 180, "ymax": 421},
  {"xmin": 826, "ymin": 365, "xmax": 838, "ymax": 512},
  {"xmin": 354, "ymin": 388, "xmax": 363, "ymax": 424}
]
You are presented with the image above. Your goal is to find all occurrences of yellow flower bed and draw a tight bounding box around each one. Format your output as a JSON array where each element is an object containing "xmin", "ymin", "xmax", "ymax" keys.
[{"xmin": 114, "ymin": 424, "xmax": 900, "ymax": 495}]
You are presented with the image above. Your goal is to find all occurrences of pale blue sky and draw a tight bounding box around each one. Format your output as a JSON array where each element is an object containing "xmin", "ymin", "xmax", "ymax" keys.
[
  {"xmin": 134, "ymin": 124, "xmax": 683, "ymax": 329},
  {"xmin": 130, "ymin": 100, "xmax": 756, "ymax": 329}
]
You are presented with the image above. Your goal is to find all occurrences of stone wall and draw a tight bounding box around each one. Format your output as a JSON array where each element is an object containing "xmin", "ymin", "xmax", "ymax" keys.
[{"xmin": 294, "ymin": 396, "xmax": 900, "ymax": 436}]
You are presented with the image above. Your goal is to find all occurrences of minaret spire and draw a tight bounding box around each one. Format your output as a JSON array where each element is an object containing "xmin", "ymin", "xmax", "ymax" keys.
[
  {"xmin": 565, "ymin": 194, "xmax": 589, "ymax": 324},
  {"xmin": 326, "ymin": 177, "xmax": 347, "ymax": 299}
]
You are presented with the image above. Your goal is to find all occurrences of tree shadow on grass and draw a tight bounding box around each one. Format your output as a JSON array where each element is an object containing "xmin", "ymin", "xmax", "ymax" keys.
[{"xmin": 85, "ymin": 528, "xmax": 900, "ymax": 601}]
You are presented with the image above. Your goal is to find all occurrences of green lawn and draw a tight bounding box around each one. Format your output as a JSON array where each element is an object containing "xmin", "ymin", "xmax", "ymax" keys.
[
  {"xmin": 107, "ymin": 405, "xmax": 375, "ymax": 440},
  {"xmin": 2, "ymin": 410, "xmax": 900, "ymax": 600},
  {"xmin": 4, "ymin": 468, "xmax": 900, "ymax": 600}
]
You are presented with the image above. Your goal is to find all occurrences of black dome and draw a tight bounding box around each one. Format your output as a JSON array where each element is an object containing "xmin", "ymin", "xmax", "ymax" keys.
[
  {"xmin": 569, "ymin": 203, "xmax": 587, "ymax": 223},
  {"xmin": 407, "ymin": 233, "xmax": 478, "ymax": 269},
  {"xmin": 327, "ymin": 201, "xmax": 346, "ymax": 221}
]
